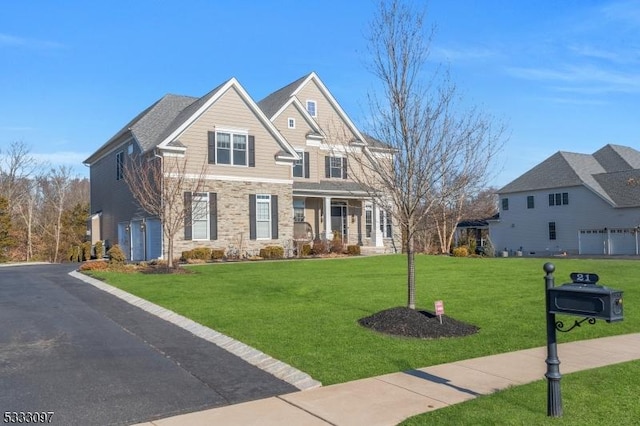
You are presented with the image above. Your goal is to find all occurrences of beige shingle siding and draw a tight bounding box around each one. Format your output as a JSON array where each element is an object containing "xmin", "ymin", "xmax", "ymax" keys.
[{"xmin": 178, "ymin": 86, "xmax": 291, "ymax": 181}]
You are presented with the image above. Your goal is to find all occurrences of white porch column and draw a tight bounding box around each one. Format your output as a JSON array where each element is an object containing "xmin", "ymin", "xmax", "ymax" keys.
[
  {"xmin": 324, "ymin": 196, "xmax": 332, "ymax": 240},
  {"xmin": 372, "ymin": 202, "xmax": 384, "ymax": 247}
]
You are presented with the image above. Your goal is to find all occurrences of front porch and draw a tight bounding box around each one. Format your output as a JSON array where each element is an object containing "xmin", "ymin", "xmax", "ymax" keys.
[{"xmin": 292, "ymin": 181, "xmax": 397, "ymax": 252}]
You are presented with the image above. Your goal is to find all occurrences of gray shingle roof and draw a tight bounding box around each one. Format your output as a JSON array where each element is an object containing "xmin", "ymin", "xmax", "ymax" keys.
[
  {"xmin": 257, "ymin": 74, "xmax": 310, "ymax": 119},
  {"xmin": 84, "ymin": 93, "xmax": 197, "ymax": 164},
  {"xmin": 293, "ymin": 180, "xmax": 371, "ymax": 195},
  {"xmin": 499, "ymin": 144, "xmax": 640, "ymax": 207}
]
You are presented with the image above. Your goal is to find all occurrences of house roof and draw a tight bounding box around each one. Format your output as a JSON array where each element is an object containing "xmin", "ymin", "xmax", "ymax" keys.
[
  {"xmin": 257, "ymin": 74, "xmax": 309, "ymax": 119},
  {"xmin": 83, "ymin": 94, "xmax": 197, "ymax": 164},
  {"xmin": 293, "ymin": 181, "xmax": 371, "ymax": 196},
  {"xmin": 498, "ymin": 144, "xmax": 640, "ymax": 207},
  {"xmin": 85, "ymin": 78, "xmax": 299, "ymax": 165}
]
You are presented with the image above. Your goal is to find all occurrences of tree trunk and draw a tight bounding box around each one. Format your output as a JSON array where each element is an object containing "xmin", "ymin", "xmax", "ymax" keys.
[
  {"xmin": 167, "ymin": 237, "xmax": 174, "ymax": 269},
  {"xmin": 406, "ymin": 233, "xmax": 416, "ymax": 309}
]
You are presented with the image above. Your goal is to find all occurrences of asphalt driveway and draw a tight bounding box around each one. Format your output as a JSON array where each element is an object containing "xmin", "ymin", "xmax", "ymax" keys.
[{"xmin": 0, "ymin": 264, "xmax": 296, "ymax": 425}]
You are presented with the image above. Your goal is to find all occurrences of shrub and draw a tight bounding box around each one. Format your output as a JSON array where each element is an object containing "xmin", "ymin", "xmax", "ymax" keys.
[
  {"xmin": 67, "ymin": 245, "xmax": 81, "ymax": 262},
  {"xmin": 329, "ymin": 231, "xmax": 344, "ymax": 253},
  {"xmin": 259, "ymin": 245, "xmax": 284, "ymax": 259},
  {"xmin": 211, "ymin": 249, "xmax": 225, "ymax": 260},
  {"xmin": 301, "ymin": 243, "xmax": 312, "ymax": 256},
  {"xmin": 483, "ymin": 238, "xmax": 496, "ymax": 257},
  {"xmin": 107, "ymin": 244, "xmax": 126, "ymax": 265},
  {"xmin": 452, "ymin": 246, "xmax": 469, "ymax": 257},
  {"xmin": 181, "ymin": 247, "xmax": 212, "ymax": 261},
  {"xmin": 346, "ymin": 245, "xmax": 361, "ymax": 256},
  {"xmin": 311, "ymin": 238, "xmax": 328, "ymax": 255},
  {"xmin": 78, "ymin": 260, "xmax": 109, "ymax": 271},
  {"xmin": 81, "ymin": 241, "xmax": 92, "ymax": 261},
  {"xmin": 94, "ymin": 240, "xmax": 104, "ymax": 259}
]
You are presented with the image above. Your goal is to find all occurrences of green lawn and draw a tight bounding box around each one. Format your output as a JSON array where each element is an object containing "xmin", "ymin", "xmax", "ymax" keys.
[
  {"xmin": 87, "ymin": 255, "xmax": 639, "ymax": 386},
  {"xmin": 401, "ymin": 359, "xmax": 640, "ymax": 425}
]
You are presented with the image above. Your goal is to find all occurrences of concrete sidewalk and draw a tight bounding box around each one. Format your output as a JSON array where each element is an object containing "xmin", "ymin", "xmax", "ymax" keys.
[{"xmin": 135, "ymin": 333, "xmax": 640, "ymax": 426}]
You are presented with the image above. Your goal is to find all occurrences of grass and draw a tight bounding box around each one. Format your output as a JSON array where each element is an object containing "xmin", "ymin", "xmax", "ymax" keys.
[
  {"xmin": 401, "ymin": 359, "xmax": 640, "ymax": 425},
  {"xmin": 87, "ymin": 255, "xmax": 639, "ymax": 386}
]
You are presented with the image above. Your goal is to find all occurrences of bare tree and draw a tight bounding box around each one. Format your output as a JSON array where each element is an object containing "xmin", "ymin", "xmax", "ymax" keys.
[
  {"xmin": 123, "ymin": 154, "xmax": 207, "ymax": 268},
  {"xmin": 0, "ymin": 141, "xmax": 48, "ymax": 261},
  {"xmin": 351, "ymin": 0, "xmax": 505, "ymax": 309},
  {"xmin": 40, "ymin": 166, "xmax": 74, "ymax": 262}
]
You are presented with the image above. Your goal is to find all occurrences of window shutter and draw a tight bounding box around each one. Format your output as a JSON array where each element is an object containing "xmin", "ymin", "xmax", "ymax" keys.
[
  {"xmin": 325, "ymin": 156, "xmax": 330, "ymax": 178},
  {"xmin": 304, "ymin": 152, "xmax": 310, "ymax": 178},
  {"xmin": 184, "ymin": 192, "xmax": 192, "ymax": 240},
  {"xmin": 248, "ymin": 135, "xmax": 255, "ymax": 167},
  {"xmin": 342, "ymin": 157, "xmax": 348, "ymax": 179},
  {"xmin": 208, "ymin": 131, "xmax": 216, "ymax": 164},
  {"xmin": 271, "ymin": 195, "xmax": 278, "ymax": 239},
  {"xmin": 209, "ymin": 192, "xmax": 217, "ymax": 240},
  {"xmin": 249, "ymin": 194, "xmax": 256, "ymax": 240}
]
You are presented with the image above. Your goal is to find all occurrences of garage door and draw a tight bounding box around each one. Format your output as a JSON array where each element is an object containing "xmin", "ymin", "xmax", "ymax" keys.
[
  {"xmin": 578, "ymin": 230, "xmax": 606, "ymax": 255},
  {"xmin": 609, "ymin": 229, "xmax": 637, "ymax": 255}
]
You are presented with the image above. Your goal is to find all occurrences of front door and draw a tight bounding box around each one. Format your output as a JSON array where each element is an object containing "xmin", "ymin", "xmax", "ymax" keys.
[{"xmin": 331, "ymin": 202, "xmax": 347, "ymax": 241}]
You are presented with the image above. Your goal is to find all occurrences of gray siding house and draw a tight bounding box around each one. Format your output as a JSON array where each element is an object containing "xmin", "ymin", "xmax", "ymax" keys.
[{"xmin": 490, "ymin": 144, "xmax": 640, "ymax": 255}]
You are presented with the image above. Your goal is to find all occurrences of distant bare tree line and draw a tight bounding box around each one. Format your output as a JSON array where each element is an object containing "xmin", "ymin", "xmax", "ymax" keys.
[{"xmin": 0, "ymin": 141, "xmax": 89, "ymax": 263}]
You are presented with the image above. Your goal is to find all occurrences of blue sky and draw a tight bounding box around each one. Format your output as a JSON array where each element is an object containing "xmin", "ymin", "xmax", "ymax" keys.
[{"xmin": 1, "ymin": 0, "xmax": 639, "ymax": 187}]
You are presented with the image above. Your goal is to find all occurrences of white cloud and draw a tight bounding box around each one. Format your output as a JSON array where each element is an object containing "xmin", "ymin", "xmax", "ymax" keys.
[
  {"xmin": 506, "ymin": 64, "xmax": 640, "ymax": 94},
  {"xmin": 432, "ymin": 45, "xmax": 500, "ymax": 63},
  {"xmin": 0, "ymin": 33, "xmax": 65, "ymax": 49}
]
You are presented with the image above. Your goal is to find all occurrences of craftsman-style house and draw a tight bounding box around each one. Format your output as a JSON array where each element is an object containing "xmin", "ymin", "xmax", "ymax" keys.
[{"xmin": 84, "ymin": 73, "xmax": 397, "ymax": 261}]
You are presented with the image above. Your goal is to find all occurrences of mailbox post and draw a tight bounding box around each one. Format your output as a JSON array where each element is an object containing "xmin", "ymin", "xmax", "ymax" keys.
[
  {"xmin": 543, "ymin": 262, "xmax": 624, "ymax": 418},
  {"xmin": 544, "ymin": 262, "xmax": 562, "ymax": 417}
]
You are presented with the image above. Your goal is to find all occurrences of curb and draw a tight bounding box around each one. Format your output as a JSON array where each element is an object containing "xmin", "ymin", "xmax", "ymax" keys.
[{"xmin": 68, "ymin": 270, "xmax": 322, "ymax": 391}]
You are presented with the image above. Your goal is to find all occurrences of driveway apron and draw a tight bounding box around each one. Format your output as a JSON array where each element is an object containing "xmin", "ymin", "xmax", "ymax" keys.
[{"xmin": 0, "ymin": 264, "xmax": 296, "ymax": 425}]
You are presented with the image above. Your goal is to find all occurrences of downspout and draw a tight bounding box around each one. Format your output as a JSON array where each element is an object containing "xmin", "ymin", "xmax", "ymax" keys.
[{"xmin": 154, "ymin": 149, "xmax": 165, "ymax": 262}]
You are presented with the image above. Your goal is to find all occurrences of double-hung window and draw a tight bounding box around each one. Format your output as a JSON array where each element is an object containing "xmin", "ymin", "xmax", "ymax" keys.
[
  {"xmin": 218, "ymin": 132, "xmax": 247, "ymax": 165},
  {"xmin": 306, "ymin": 100, "xmax": 317, "ymax": 117},
  {"xmin": 527, "ymin": 195, "xmax": 535, "ymax": 209},
  {"xmin": 549, "ymin": 222, "xmax": 557, "ymax": 240},
  {"xmin": 549, "ymin": 192, "xmax": 569, "ymax": 206},
  {"xmin": 184, "ymin": 192, "xmax": 217, "ymax": 241},
  {"xmin": 365, "ymin": 204, "xmax": 372, "ymax": 238},
  {"xmin": 293, "ymin": 199, "xmax": 305, "ymax": 222},
  {"xmin": 192, "ymin": 193, "xmax": 209, "ymax": 240},
  {"xmin": 249, "ymin": 194, "xmax": 278, "ymax": 240},
  {"xmin": 209, "ymin": 130, "xmax": 251, "ymax": 166},
  {"xmin": 325, "ymin": 155, "xmax": 347, "ymax": 179},
  {"xmin": 256, "ymin": 195, "xmax": 271, "ymax": 239},
  {"xmin": 116, "ymin": 151, "xmax": 124, "ymax": 180},
  {"xmin": 293, "ymin": 150, "xmax": 304, "ymax": 177},
  {"xmin": 380, "ymin": 209, "xmax": 393, "ymax": 238}
]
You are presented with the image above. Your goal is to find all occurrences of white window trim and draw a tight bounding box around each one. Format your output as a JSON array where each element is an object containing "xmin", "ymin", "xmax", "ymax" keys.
[
  {"xmin": 293, "ymin": 149, "xmax": 305, "ymax": 177},
  {"xmin": 329, "ymin": 155, "xmax": 345, "ymax": 179},
  {"xmin": 256, "ymin": 194, "xmax": 272, "ymax": 240},
  {"xmin": 192, "ymin": 192, "xmax": 209, "ymax": 241},
  {"xmin": 215, "ymin": 128, "xmax": 249, "ymax": 167},
  {"xmin": 306, "ymin": 100, "xmax": 317, "ymax": 117},
  {"xmin": 288, "ymin": 118, "xmax": 296, "ymax": 129},
  {"xmin": 293, "ymin": 198, "xmax": 305, "ymax": 222}
]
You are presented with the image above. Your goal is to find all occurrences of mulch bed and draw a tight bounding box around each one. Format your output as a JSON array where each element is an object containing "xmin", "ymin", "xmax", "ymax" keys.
[{"xmin": 358, "ymin": 306, "xmax": 479, "ymax": 339}]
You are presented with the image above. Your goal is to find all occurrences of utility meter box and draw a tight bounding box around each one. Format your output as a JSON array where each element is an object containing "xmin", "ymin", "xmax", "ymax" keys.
[{"xmin": 548, "ymin": 273, "xmax": 623, "ymax": 322}]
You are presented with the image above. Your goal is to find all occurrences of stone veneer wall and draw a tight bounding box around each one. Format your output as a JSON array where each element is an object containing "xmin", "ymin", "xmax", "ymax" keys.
[{"xmin": 172, "ymin": 180, "xmax": 294, "ymax": 259}]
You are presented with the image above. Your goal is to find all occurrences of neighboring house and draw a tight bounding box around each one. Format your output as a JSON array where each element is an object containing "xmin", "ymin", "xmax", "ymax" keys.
[
  {"xmin": 489, "ymin": 144, "xmax": 640, "ymax": 256},
  {"xmin": 83, "ymin": 72, "xmax": 397, "ymax": 261}
]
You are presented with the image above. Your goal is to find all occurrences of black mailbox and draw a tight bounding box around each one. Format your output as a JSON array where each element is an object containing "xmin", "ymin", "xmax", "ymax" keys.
[{"xmin": 548, "ymin": 272, "xmax": 623, "ymax": 322}]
